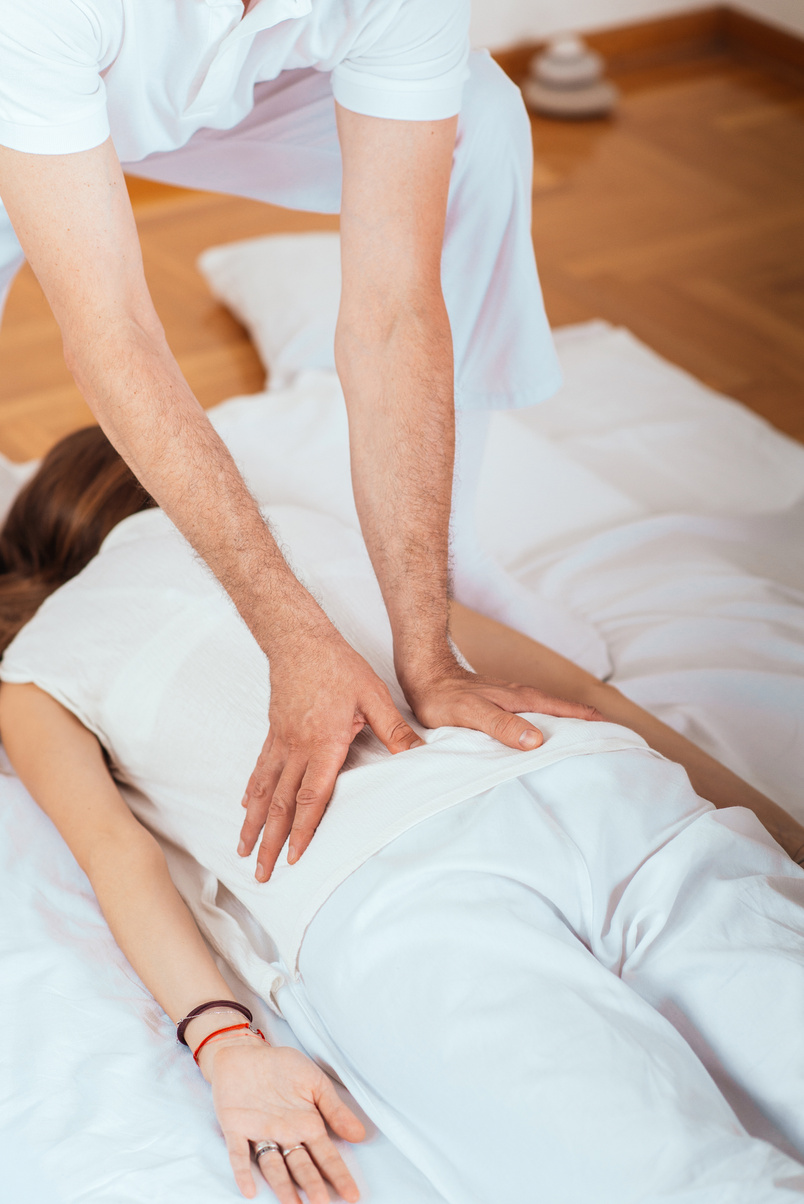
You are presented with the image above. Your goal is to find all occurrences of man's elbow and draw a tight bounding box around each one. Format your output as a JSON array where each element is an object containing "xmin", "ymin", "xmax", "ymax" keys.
[
  {"xmin": 62, "ymin": 308, "xmax": 167, "ymax": 388},
  {"xmin": 335, "ymin": 282, "xmax": 449, "ymax": 364}
]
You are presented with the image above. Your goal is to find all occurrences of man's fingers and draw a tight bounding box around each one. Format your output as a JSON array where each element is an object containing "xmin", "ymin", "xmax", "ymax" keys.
[
  {"xmin": 450, "ymin": 696, "xmax": 544, "ymax": 751},
  {"xmin": 242, "ymin": 732, "xmax": 275, "ymax": 806},
  {"xmin": 238, "ymin": 754, "xmax": 283, "ymax": 857},
  {"xmin": 454, "ymin": 684, "xmax": 604, "ymax": 751},
  {"xmin": 507, "ymin": 687, "xmax": 602, "ymax": 723},
  {"xmin": 365, "ymin": 693, "xmax": 423, "ymax": 755},
  {"xmin": 287, "ymin": 752, "xmax": 348, "ymax": 865},
  {"xmin": 481, "ymin": 703, "xmax": 544, "ymax": 751},
  {"xmin": 255, "ymin": 759, "xmax": 306, "ymax": 882}
]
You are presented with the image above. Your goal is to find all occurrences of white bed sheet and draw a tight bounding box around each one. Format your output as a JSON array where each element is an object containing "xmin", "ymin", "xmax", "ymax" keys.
[{"xmin": 2, "ymin": 319, "xmax": 803, "ymax": 1202}]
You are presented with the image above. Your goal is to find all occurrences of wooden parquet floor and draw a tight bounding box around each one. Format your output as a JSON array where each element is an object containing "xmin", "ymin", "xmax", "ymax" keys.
[{"xmin": 0, "ymin": 45, "xmax": 802, "ymax": 460}]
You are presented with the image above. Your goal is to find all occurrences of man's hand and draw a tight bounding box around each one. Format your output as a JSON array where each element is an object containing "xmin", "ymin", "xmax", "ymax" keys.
[
  {"xmin": 402, "ymin": 653, "xmax": 602, "ymax": 753},
  {"xmin": 238, "ymin": 627, "xmax": 423, "ymax": 882}
]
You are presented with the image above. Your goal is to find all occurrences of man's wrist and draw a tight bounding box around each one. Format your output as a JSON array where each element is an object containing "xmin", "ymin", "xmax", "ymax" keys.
[
  {"xmin": 394, "ymin": 634, "xmax": 459, "ymax": 694},
  {"xmin": 250, "ymin": 577, "xmax": 337, "ymax": 660}
]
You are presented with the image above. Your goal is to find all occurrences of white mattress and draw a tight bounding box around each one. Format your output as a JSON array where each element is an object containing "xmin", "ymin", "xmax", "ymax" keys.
[{"xmin": 1, "ymin": 320, "xmax": 803, "ymax": 1202}]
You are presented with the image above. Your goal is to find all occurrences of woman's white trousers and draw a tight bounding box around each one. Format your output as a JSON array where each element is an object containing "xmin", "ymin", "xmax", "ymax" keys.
[{"xmin": 277, "ymin": 749, "xmax": 804, "ymax": 1203}]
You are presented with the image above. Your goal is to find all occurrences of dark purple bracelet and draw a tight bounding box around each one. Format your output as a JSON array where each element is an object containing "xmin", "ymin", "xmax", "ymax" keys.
[{"xmin": 176, "ymin": 1000, "xmax": 254, "ymax": 1046}]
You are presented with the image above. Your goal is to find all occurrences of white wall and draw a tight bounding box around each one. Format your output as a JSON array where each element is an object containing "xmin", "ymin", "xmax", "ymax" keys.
[
  {"xmin": 470, "ymin": 0, "xmax": 708, "ymax": 48},
  {"xmin": 470, "ymin": 0, "xmax": 804, "ymax": 50}
]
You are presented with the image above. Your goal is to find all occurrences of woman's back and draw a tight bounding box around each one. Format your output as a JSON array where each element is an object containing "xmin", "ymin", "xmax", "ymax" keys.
[{"xmin": 0, "ymin": 499, "xmax": 647, "ymax": 980}]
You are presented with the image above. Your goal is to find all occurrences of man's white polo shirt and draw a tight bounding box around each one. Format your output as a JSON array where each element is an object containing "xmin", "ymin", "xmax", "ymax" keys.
[{"xmin": 0, "ymin": 0, "xmax": 470, "ymax": 162}]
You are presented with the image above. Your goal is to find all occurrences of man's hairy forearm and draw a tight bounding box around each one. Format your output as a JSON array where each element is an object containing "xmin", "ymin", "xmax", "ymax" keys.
[
  {"xmin": 336, "ymin": 291, "xmax": 455, "ymax": 680},
  {"xmin": 67, "ymin": 321, "xmax": 327, "ymax": 651}
]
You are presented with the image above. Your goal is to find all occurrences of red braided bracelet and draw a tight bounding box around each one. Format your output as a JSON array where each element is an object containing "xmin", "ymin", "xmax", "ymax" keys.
[{"xmin": 192, "ymin": 1022, "xmax": 266, "ymax": 1064}]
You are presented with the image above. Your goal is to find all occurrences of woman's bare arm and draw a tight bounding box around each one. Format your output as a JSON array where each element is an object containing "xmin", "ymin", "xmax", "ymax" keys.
[
  {"xmin": 0, "ymin": 683, "xmax": 238, "ymax": 1019},
  {"xmin": 450, "ymin": 602, "xmax": 804, "ymax": 867},
  {"xmin": 0, "ymin": 682, "xmax": 364, "ymax": 1202}
]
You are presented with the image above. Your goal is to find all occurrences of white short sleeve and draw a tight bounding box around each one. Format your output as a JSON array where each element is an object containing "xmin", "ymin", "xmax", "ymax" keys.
[
  {"xmin": 0, "ymin": 0, "xmax": 110, "ymax": 154},
  {"xmin": 331, "ymin": 0, "xmax": 470, "ymax": 121}
]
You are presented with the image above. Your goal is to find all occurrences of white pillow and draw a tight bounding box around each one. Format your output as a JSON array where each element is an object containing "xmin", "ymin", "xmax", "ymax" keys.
[
  {"xmin": 198, "ymin": 232, "xmax": 340, "ymax": 390},
  {"xmin": 208, "ymin": 371, "xmax": 359, "ymax": 532}
]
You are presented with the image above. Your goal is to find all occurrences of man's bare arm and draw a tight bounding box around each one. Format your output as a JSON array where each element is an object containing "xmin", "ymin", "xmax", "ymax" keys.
[
  {"xmin": 0, "ymin": 140, "xmax": 308, "ymax": 642},
  {"xmin": 335, "ymin": 108, "xmax": 457, "ymax": 683},
  {"xmin": 332, "ymin": 106, "xmax": 586, "ymax": 745},
  {"xmin": 234, "ymin": 109, "xmax": 603, "ymax": 870},
  {"xmin": 0, "ymin": 139, "xmax": 422, "ymax": 880}
]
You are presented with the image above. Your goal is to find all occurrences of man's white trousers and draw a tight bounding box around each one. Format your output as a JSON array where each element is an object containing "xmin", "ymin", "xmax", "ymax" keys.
[{"xmin": 0, "ymin": 52, "xmax": 561, "ymax": 413}]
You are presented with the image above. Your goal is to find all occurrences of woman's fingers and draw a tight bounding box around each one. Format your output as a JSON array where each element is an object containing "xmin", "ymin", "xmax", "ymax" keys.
[
  {"xmin": 255, "ymin": 1147, "xmax": 303, "ymax": 1204},
  {"xmin": 254, "ymin": 1140, "xmax": 358, "ymax": 1204},
  {"xmin": 223, "ymin": 1132, "xmax": 257, "ymax": 1200},
  {"xmin": 315, "ymin": 1074, "xmax": 367, "ymax": 1144},
  {"xmin": 283, "ymin": 1147, "xmax": 332, "ymax": 1204},
  {"xmin": 305, "ymin": 1135, "xmax": 362, "ymax": 1203}
]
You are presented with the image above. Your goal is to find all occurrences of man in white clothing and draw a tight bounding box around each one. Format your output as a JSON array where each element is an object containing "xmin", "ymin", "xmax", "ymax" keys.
[{"xmin": 0, "ymin": 0, "xmax": 600, "ymax": 872}]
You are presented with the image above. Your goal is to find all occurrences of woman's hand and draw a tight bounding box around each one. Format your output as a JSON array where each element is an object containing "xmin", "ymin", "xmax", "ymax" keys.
[{"xmin": 206, "ymin": 1038, "xmax": 366, "ymax": 1203}]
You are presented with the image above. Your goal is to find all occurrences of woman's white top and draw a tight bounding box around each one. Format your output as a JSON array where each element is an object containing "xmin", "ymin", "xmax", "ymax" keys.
[
  {"xmin": 0, "ymin": 505, "xmax": 650, "ymax": 1005},
  {"xmin": 0, "ymin": 0, "xmax": 471, "ymax": 161}
]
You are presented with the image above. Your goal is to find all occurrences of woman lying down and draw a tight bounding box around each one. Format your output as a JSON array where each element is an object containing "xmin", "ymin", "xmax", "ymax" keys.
[{"xmin": 1, "ymin": 429, "xmax": 803, "ymax": 1204}]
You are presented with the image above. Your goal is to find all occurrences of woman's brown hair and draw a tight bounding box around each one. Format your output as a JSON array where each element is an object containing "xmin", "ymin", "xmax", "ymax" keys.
[{"xmin": 0, "ymin": 425, "xmax": 156, "ymax": 654}]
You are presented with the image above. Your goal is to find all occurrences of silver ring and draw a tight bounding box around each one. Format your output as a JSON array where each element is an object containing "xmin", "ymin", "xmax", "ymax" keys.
[
  {"xmin": 253, "ymin": 1141, "xmax": 281, "ymax": 1160},
  {"xmin": 281, "ymin": 1144, "xmax": 306, "ymax": 1158}
]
